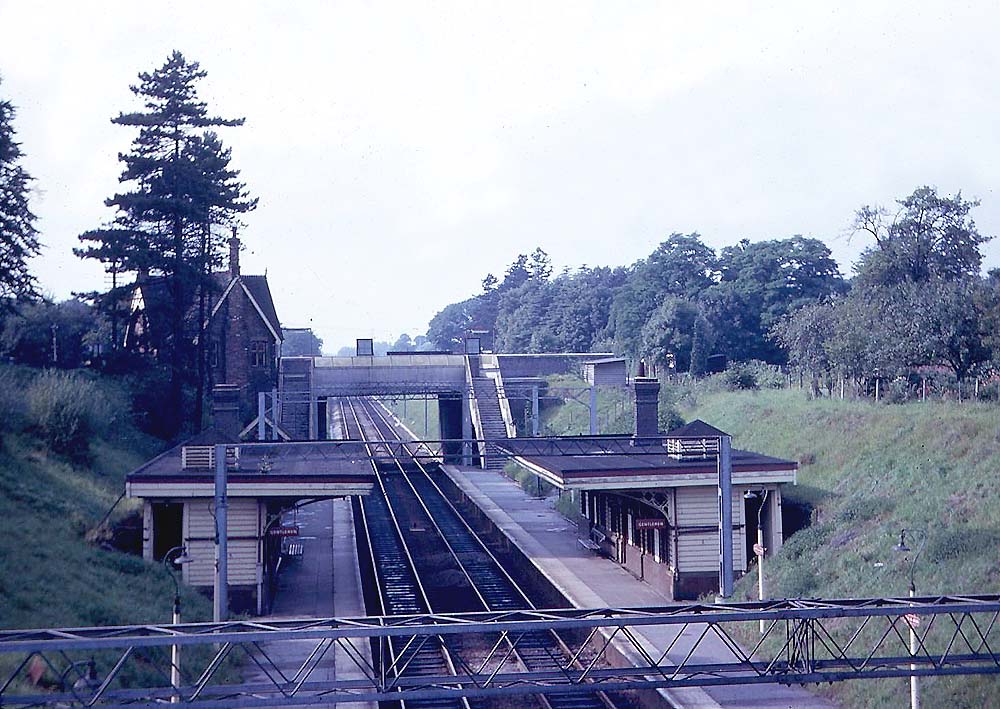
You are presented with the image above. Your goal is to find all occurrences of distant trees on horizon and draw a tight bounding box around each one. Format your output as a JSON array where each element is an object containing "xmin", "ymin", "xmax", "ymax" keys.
[{"xmin": 426, "ymin": 186, "xmax": 999, "ymax": 398}]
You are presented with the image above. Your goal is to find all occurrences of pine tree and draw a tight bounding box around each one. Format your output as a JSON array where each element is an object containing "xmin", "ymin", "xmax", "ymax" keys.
[
  {"xmin": 0, "ymin": 79, "xmax": 40, "ymax": 309},
  {"xmin": 77, "ymin": 52, "xmax": 255, "ymax": 433},
  {"xmin": 689, "ymin": 316, "xmax": 709, "ymax": 377}
]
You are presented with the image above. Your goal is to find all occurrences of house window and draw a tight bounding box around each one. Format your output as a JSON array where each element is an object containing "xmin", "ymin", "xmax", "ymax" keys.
[
  {"xmin": 250, "ymin": 340, "xmax": 270, "ymax": 368},
  {"xmin": 208, "ymin": 341, "xmax": 220, "ymax": 369}
]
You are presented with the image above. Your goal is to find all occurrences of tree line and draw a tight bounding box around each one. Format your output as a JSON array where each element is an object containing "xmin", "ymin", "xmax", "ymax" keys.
[
  {"xmin": 0, "ymin": 52, "xmax": 254, "ymax": 437},
  {"xmin": 427, "ymin": 186, "xmax": 996, "ymax": 398}
]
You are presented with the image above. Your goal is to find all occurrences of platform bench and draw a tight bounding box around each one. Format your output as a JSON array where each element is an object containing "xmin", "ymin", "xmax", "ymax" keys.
[{"xmin": 577, "ymin": 538, "xmax": 601, "ymax": 552}]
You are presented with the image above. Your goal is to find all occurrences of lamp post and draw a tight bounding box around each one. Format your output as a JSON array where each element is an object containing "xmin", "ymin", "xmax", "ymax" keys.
[
  {"xmin": 163, "ymin": 545, "xmax": 191, "ymax": 704},
  {"xmin": 893, "ymin": 528, "xmax": 927, "ymax": 709},
  {"xmin": 744, "ymin": 489, "xmax": 769, "ymax": 632}
]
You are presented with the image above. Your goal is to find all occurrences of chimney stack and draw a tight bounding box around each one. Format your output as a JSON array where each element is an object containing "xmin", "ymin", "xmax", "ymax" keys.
[
  {"xmin": 212, "ymin": 384, "xmax": 241, "ymax": 440},
  {"xmin": 632, "ymin": 374, "xmax": 661, "ymax": 445},
  {"xmin": 229, "ymin": 227, "xmax": 240, "ymax": 278}
]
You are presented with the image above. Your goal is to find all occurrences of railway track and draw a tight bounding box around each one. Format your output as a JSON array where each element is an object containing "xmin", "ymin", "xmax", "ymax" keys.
[
  {"xmin": 344, "ymin": 400, "xmax": 469, "ymax": 709},
  {"xmin": 344, "ymin": 396, "xmax": 615, "ymax": 709}
]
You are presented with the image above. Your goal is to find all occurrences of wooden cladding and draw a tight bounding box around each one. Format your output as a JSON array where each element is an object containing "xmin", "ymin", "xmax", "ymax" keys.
[{"xmin": 666, "ymin": 436, "xmax": 720, "ymax": 460}]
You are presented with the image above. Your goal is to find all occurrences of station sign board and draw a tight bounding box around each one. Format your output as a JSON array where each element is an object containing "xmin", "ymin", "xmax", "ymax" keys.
[
  {"xmin": 636, "ymin": 518, "xmax": 666, "ymax": 530},
  {"xmin": 269, "ymin": 525, "xmax": 300, "ymax": 538}
]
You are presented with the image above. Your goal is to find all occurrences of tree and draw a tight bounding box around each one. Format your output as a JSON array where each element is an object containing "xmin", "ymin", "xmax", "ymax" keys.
[
  {"xmin": 904, "ymin": 278, "xmax": 991, "ymax": 382},
  {"xmin": 0, "ymin": 298, "xmax": 98, "ymax": 368},
  {"xmin": 688, "ymin": 316, "xmax": 710, "ymax": 377},
  {"xmin": 702, "ymin": 236, "xmax": 846, "ymax": 363},
  {"xmin": 0, "ymin": 78, "xmax": 40, "ymax": 308},
  {"xmin": 853, "ymin": 186, "xmax": 990, "ymax": 287},
  {"xmin": 76, "ymin": 52, "xmax": 254, "ymax": 433},
  {"xmin": 608, "ymin": 233, "xmax": 717, "ymax": 357},
  {"xmin": 639, "ymin": 297, "xmax": 703, "ymax": 372},
  {"xmin": 427, "ymin": 298, "xmax": 477, "ymax": 351}
]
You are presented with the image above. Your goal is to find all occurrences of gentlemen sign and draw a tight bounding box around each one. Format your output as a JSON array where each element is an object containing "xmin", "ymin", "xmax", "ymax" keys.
[{"xmin": 636, "ymin": 518, "xmax": 666, "ymax": 530}]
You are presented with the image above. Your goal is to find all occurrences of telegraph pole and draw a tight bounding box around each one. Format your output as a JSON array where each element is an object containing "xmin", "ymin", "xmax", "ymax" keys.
[
  {"xmin": 214, "ymin": 444, "xmax": 228, "ymax": 622},
  {"xmin": 718, "ymin": 435, "xmax": 734, "ymax": 599}
]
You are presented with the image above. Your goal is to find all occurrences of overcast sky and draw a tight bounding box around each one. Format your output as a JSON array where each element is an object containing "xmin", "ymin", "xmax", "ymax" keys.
[{"xmin": 2, "ymin": 2, "xmax": 999, "ymax": 352}]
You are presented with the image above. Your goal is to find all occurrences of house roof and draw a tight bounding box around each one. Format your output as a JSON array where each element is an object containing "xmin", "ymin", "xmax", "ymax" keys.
[
  {"xmin": 586, "ymin": 357, "xmax": 627, "ymax": 365},
  {"xmin": 206, "ymin": 274, "xmax": 283, "ymax": 342},
  {"xmin": 241, "ymin": 275, "xmax": 282, "ymax": 340}
]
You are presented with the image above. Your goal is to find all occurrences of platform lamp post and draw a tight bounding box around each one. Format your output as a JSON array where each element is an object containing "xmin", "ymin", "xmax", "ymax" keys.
[
  {"xmin": 744, "ymin": 489, "xmax": 769, "ymax": 633},
  {"xmin": 163, "ymin": 545, "xmax": 192, "ymax": 704},
  {"xmin": 893, "ymin": 528, "xmax": 927, "ymax": 709}
]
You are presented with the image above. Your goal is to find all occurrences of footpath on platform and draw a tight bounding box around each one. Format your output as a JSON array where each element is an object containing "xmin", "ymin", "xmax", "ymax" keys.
[
  {"xmin": 442, "ymin": 464, "xmax": 837, "ymax": 709},
  {"xmin": 243, "ymin": 498, "xmax": 374, "ymax": 709}
]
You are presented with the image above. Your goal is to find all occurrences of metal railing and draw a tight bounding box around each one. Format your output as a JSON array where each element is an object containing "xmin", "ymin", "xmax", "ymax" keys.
[{"xmin": 3, "ymin": 595, "xmax": 999, "ymax": 706}]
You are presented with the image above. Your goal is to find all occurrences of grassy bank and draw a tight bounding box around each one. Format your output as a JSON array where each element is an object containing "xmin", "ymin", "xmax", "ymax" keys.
[
  {"xmin": 687, "ymin": 389, "xmax": 1000, "ymax": 708},
  {"xmin": 0, "ymin": 365, "xmax": 218, "ymax": 690},
  {"xmin": 382, "ymin": 396, "xmax": 440, "ymax": 439},
  {"xmin": 533, "ymin": 379, "xmax": 1000, "ymax": 706}
]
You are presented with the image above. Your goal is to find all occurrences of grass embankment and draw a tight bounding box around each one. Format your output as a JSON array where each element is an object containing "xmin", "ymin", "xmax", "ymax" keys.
[
  {"xmin": 0, "ymin": 365, "xmax": 217, "ymax": 691},
  {"xmin": 685, "ymin": 389, "xmax": 1000, "ymax": 708},
  {"xmin": 382, "ymin": 396, "xmax": 440, "ymax": 439},
  {"xmin": 536, "ymin": 380, "xmax": 1000, "ymax": 706}
]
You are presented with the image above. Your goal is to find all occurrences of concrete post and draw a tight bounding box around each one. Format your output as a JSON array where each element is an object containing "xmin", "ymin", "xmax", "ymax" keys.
[
  {"xmin": 308, "ymin": 396, "xmax": 318, "ymax": 440},
  {"xmin": 257, "ymin": 392, "xmax": 266, "ymax": 441},
  {"xmin": 589, "ymin": 386, "xmax": 598, "ymax": 435},
  {"xmin": 718, "ymin": 436, "xmax": 734, "ymax": 599},
  {"xmin": 531, "ymin": 385, "xmax": 539, "ymax": 437},
  {"xmin": 213, "ymin": 445, "xmax": 228, "ymax": 622},
  {"xmin": 271, "ymin": 388, "xmax": 279, "ymax": 440},
  {"xmin": 461, "ymin": 393, "xmax": 473, "ymax": 466}
]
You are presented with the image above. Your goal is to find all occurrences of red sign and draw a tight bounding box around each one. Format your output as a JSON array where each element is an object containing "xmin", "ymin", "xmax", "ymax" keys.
[
  {"xmin": 753, "ymin": 543, "xmax": 766, "ymax": 556},
  {"xmin": 269, "ymin": 525, "xmax": 300, "ymax": 537},
  {"xmin": 636, "ymin": 518, "xmax": 666, "ymax": 530},
  {"xmin": 904, "ymin": 614, "xmax": 921, "ymax": 628}
]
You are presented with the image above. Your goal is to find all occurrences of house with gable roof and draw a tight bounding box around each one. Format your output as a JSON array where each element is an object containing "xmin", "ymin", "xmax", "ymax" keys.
[
  {"xmin": 123, "ymin": 233, "xmax": 283, "ymax": 430},
  {"xmin": 202, "ymin": 235, "xmax": 283, "ymax": 426}
]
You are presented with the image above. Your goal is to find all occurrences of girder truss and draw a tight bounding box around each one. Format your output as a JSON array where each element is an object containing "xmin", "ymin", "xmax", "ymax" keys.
[{"xmin": 2, "ymin": 595, "xmax": 999, "ymax": 706}]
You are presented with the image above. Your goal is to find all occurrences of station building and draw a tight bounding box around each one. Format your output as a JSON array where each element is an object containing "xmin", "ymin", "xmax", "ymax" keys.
[
  {"xmin": 125, "ymin": 386, "xmax": 373, "ymax": 614},
  {"xmin": 501, "ymin": 377, "xmax": 796, "ymax": 599}
]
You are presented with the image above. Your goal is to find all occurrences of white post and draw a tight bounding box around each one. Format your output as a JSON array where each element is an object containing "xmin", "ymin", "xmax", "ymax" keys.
[
  {"xmin": 757, "ymin": 524, "xmax": 766, "ymax": 633},
  {"xmin": 589, "ymin": 386, "xmax": 598, "ymax": 435},
  {"xmin": 257, "ymin": 392, "xmax": 266, "ymax": 441},
  {"xmin": 271, "ymin": 388, "xmax": 279, "ymax": 440},
  {"xmin": 910, "ymin": 587, "xmax": 920, "ymax": 709},
  {"xmin": 170, "ymin": 599, "xmax": 181, "ymax": 703}
]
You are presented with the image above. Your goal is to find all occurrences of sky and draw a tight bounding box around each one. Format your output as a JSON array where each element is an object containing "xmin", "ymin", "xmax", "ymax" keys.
[{"xmin": 2, "ymin": 1, "xmax": 999, "ymax": 353}]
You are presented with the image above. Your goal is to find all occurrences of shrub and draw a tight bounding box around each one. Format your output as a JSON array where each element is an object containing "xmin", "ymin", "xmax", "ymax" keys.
[
  {"xmin": 719, "ymin": 360, "xmax": 786, "ymax": 391},
  {"xmin": 26, "ymin": 370, "xmax": 112, "ymax": 459}
]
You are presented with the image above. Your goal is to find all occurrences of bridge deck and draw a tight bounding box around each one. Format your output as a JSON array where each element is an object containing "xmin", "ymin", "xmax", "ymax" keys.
[{"xmin": 440, "ymin": 464, "xmax": 836, "ymax": 709}]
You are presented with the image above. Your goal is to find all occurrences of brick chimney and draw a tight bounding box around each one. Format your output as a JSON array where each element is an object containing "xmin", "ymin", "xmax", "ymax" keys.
[
  {"xmin": 632, "ymin": 375, "xmax": 661, "ymax": 445},
  {"xmin": 228, "ymin": 228, "xmax": 240, "ymax": 278},
  {"xmin": 212, "ymin": 384, "xmax": 241, "ymax": 440}
]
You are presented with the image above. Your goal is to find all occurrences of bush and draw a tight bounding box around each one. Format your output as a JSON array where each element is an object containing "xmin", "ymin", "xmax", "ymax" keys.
[
  {"xmin": 26, "ymin": 370, "xmax": 112, "ymax": 459},
  {"xmin": 719, "ymin": 360, "xmax": 786, "ymax": 391}
]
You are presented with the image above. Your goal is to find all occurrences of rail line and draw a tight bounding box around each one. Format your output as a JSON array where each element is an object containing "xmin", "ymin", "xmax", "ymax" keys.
[
  {"xmin": 344, "ymin": 398, "xmax": 470, "ymax": 709},
  {"xmin": 344, "ymin": 396, "xmax": 615, "ymax": 709}
]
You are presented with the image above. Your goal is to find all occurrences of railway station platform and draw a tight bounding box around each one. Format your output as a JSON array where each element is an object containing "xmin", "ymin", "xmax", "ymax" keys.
[
  {"xmin": 243, "ymin": 498, "xmax": 374, "ymax": 709},
  {"xmin": 441, "ymin": 464, "xmax": 837, "ymax": 709}
]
